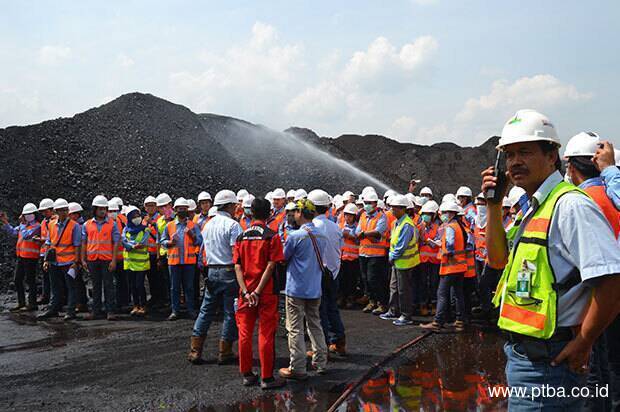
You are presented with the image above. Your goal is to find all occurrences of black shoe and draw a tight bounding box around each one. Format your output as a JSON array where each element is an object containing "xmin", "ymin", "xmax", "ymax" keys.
[
  {"xmin": 242, "ymin": 373, "xmax": 259, "ymax": 386},
  {"xmin": 167, "ymin": 312, "xmax": 179, "ymax": 321},
  {"xmin": 261, "ymin": 377, "xmax": 286, "ymax": 390},
  {"xmin": 63, "ymin": 313, "xmax": 77, "ymax": 321},
  {"xmin": 37, "ymin": 310, "xmax": 59, "ymax": 320},
  {"xmin": 21, "ymin": 304, "xmax": 38, "ymax": 312},
  {"xmin": 9, "ymin": 305, "xmax": 26, "ymax": 313}
]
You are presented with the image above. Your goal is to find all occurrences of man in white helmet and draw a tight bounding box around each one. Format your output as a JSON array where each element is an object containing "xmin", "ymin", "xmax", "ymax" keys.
[
  {"xmin": 266, "ymin": 188, "xmax": 287, "ymax": 233},
  {"xmin": 35, "ymin": 198, "xmax": 56, "ymax": 305},
  {"xmin": 0, "ymin": 203, "xmax": 41, "ymax": 312},
  {"xmin": 482, "ymin": 110, "xmax": 620, "ymax": 410},
  {"xmin": 592, "ymin": 141, "xmax": 620, "ymax": 210},
  {"xmin": 195, "ymin": 192, "xmax": 213, "ymax": 231},
  {"xmin": 155, "ymin": 193, "xmax": 174, "ymax": 309},
  {"xmin": 456, "ymin": 186, "xmax": 476, "ymax": 231},
  {"xmin": 419, "ymin": 187, "xmax": 433, "ymax": 201},
  {"xmin": 142, "ymin": 196, "xmax": 162, "ymax": 310}
]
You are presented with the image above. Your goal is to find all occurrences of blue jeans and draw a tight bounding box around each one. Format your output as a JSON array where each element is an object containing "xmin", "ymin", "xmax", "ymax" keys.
[
  {"xmin": 49, "ymin": 264, "xmax": 69, "ymax": 313},
  {"xmin": 192, "ymin": 268, "xmax": 238, "ymax": 341},
  {"xmin": 435, "ymin": 273, "xmax": 464, "ymax": 324},
  {"xmin": 87, "ymin": 260, "xmax": 116, "ymax": 314},
  {"xmin": 169, "ymin": 264, "xmax": 195, "ymax": 314},
  {"xmin": 319, "ymin": 274, "xmax": 345, "ymax": 344},
  {"xmin": 505, "ymin": 340, "xmax": 587, "ymax": 411}
]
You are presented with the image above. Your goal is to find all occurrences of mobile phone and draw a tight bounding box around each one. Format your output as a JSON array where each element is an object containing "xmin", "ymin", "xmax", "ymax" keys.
[{"xmin": 485, "ymin": 151, "xmax": 507, "ymax": 203}]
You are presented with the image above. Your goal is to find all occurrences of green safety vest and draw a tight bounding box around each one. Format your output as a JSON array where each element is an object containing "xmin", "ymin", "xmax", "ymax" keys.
[
  {"xmin": 157, "ymin": 216, "xmax": 168, "ymax": 257},
  {"xmin": 493, "ymin": 181, "xmax": 585, "ymax": 339},
  {"xmin": 123, "ymin": 230, "xmax": 150, "ymax": 271},
  {"xmin": 390, "ymin": 215, "xmax": 421, "ymax": 270}
]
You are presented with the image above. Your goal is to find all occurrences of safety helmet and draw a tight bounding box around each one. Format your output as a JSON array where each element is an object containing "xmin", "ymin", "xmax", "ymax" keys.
[
  {"xmin": 377, "ymin": 199, "xmax": 386, "ymax": 210},
  {"xmin": 38, "ymin": 198, "xmax": 54, "ymax": 211},
  {"xmin": 420, "ymin": 200, "xmax": 439, "ymax": 214},
  {"xmin": 197, "ymin": 191, "xmax": 212, "ymax": 202},
  {"xmin": 271, "ymin": 188, "xmax": 286, "ymax": 199},
  {"xmin": 110, "ymin": 197, "xmax": 124, "ymax": 207},
  {"xmin": 294, "ymin": 189, "xmax": 308, "ymax": 201},
  {"xmin": 286, "ymin": 189, "xmax": 296, "ymax": 199},
  {"xmin": 361, "ymin": 186, "xmax": 376, "ymax": 196},
  {"xmin": 308, "ymin": 189, "xmax": 331, "ymax": 207},
  {"xmin": 156, "ymin": 193, "xmax": 172, "ymax": 207},
  {"xmin": 343, "ymin": 203, "xmax": 358, "ymax": 215},
  {"xmin": 187, "ymin": 199, "xmax": 197, "ymax": 212},
  {"xmin": 363, "ymin": 191, "xmax": 379, "ymax": 202},
  {"xmin": 442, "ymin": 193, "xmax": 457, "ymax": 204},
  {"xmin": 208, "ymin": 206, "xmax": 218, "ymax": 217},
  {"xmin": 236, "ymin": 189, "xmax": 249, "ymax": 202},
  {"xmin": 390, "ymin": 194, "xmax": 409, "ymax": 208},
  {"xmin": 242, "ymin": 194, "xmax": 255, "ymax": 208},
  {"xmin": 456, "ymin": 186, "xmax": 473, "ymax": 198},
  {"xmin": 384, "ymin": 189, "xmax": 398, "ymax": 200},
  {"xmin": 92, "ymin": 195, "xmax": 109, "ymax": 208},
  {"xmin": 563, "ymin": 132, "xmax": 600, "ymax": 159},
  {"xmin": 439, "ymin": 201, "xmax": 460, "ymax": 213},
  {"xmin": 173, "ymin": 197, "xmax": 189, "ymax": 208},
  {"xmin": 508, "ymin": 186, "xmax": 527, "ymax": 207},
  {"xmin": 53, "ymin": 198, "xmax": 69, "ymax": 210},
  {"xmin": 214, "ymin": 190, "xmax": 238, "ymax": 206},
  {"xmin": 68, "ymin": 202, "xmax": 83, "ymax": 214},
  {"xmin": 502, "ymin": 197, "xmax": 512, "ymax": 208},
  {"xmin": 498, "ymin": 109, "xmax": 561, "ymax": 149},
  {"xmin": 285, "ymin": 202, "xmax": 298, "ymax": 211},
  {"xmin": 342, "ymin": 190, "xmax": 355, "ymax": 199},
  {"xmin": 124, "ymin": 205, "xmax": 140, "ymax": 217},
  {"xmin": 22, "ymin": 203, "xmax": 38, "ymax": 215},
  {"xmin": 143, "ymin": 195, "xmax": 157, "ymax": 206},
  {"xmin": 476, "ymin": 192, "xmax": 485, "ymax": 200},
  {"xmin": 419, "ymin": 187, "xmax": 433, "ymax": 196},
  {"xmin": 108, "ymin": 200, "xmax": 120, "ymax": 211}
]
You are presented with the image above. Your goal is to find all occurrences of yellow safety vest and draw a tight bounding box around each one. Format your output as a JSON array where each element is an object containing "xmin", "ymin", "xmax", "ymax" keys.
[
  {"xmin": 123, "ymin": 230, "xmax": 150, "ymax": 271},
  {"xmin": 390, "ymin": 215, "xmax": 420, "ymax": 270}
]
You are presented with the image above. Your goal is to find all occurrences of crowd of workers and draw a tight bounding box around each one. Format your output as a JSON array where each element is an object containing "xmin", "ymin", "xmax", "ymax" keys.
[{"xmin": 2, "ymin": 109, "xmax": 620, "ymax": 408}]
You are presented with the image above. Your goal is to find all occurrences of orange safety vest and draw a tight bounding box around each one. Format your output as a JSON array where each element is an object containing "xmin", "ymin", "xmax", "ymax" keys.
[
  {"xmin": 16, "ymin": 223, "xmax": 41, "ymax": 259},
  {"xmin": 267, "ymin": 209, "xmax": 286, "ymax": 233},
  {"xmin": 142, "ymin": 214, "xmax": 159, "ymax": 255},
  {"xmin": 338, "ymin": 217, "xmax": 359, "ymax": 261},
  {"xmin": 385, "ymin": 210, "xmax": 397, "ymax": 241},
  {"xmin": 359, "ymin": 210, "xmax": 389, "ymax": 257},
  {"xmin": 84, "ymin": 218, "xmax": 115, "ymax": 261},
  {"xmin": 239, "ymin": 216, "xmax": 252, "ymax": 231},
  {"xmin": 584, "ymin": 185, "xmax": 620, "ymax": 239},
  {"xmin": 439, "ymin": 220, "xmax": 467, "ymax": 275},
  {"xmin": 48, "ymin": 218, "xmax": 78, "ymax": 264},
  {"xmin": 420, "ymin": 221, "xmax": 440, "ymax": 264},
  {"xmin": 474, "ymin": 224, "xmax": 487, "ymax": 261},
  {"xmin": 40, "ymin": 216, "xmax": 56, "ymax": 256},
  {"xmin": 166, "ymin": 220, "xmax": 198, "ymax": 265}
]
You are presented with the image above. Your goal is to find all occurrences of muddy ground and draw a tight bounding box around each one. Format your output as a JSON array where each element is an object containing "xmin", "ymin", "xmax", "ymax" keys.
[{"xmin": 0, "ymin": 299, "xmax": 437, "ymax": 412}]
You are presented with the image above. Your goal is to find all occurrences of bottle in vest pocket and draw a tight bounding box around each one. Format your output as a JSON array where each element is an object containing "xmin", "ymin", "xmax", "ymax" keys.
[
  {"xmin": 516, "ymin": 260, "xmax": 534, "ymax": 298},
  {"xmin": 233, "ymin": 297, "xmax": 238, "ymax": 312}
]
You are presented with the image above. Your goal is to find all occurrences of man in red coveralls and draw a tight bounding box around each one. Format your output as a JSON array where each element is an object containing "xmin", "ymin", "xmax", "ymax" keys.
[{"xmin": 233, "ymin": 197, "xmax": 286, "ymax": 390}]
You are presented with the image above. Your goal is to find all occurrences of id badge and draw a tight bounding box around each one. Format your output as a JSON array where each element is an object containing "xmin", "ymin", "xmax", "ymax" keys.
[{"xmin": 516, "ymin": 260, "xmax": 535, "ymax": 298}]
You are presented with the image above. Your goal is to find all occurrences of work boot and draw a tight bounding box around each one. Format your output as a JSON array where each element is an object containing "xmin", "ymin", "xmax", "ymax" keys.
[
  {"xmin": 188, "ymin": 336, "xmax": 206, "ymax": 364},
  {"xmin": 452, "ymin": 320, "xmax": 465, "ymax": 332},
  {"xmin": 242, "ymin": 372, "xmax": 259, "ymax": 386},
  {"xmin": 36, "ymin": 310, "xmax": 58, "ymax": 320},
  {"xmin": 355, "ymin": 295, "xmax": 369, "ymax": 306},
  {"xmin": 372, "ymin": 304, "xmax": 387, "ymax": 315},
  {"xmin": 419, "ymin": 305, "xmax": 430, "ymax": 317},
  {"xmin": 21, "ymin": 304, "xmax": 38, "ymax": 312},
  {"xmin": 167, "ymin": 312, "xmax": 179, "ymax": 321},
  {"xmin": 260, "ymin": 376, "xmax": 286, "ymax": 390},
  {"xmin": 9, "ymin": 304, "xmax": 26, "ymax": 313},
  {"xmin": 278, "ymin": 367, "xmax": 308, "ymax": 381},
  {"xmin": 328, "ymin": 337, "xmax": 347, "ymax": 356},
  {"xmin": 130, "ymin": 306, "xmax": 140, "ymax": 316},
  {"xmin": 137, "ymin": 306, "xmax": 146, "ymax": 316},
  {"xmin": 362, "ymin": 301, "xmax": 376, "ymax": 313},
  {"xmin": 218, "ymin": 340, "xmax": 235, "ymax": 365}
]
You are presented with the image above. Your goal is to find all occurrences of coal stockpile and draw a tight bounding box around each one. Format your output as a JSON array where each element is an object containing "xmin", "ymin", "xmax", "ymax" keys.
[{"xmin": 0, "ymin": 92, "xmax": 497, "ymax": 290}]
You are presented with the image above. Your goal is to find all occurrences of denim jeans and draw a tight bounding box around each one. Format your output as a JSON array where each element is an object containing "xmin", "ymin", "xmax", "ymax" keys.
[
  {"xmin": 435, "ymin": 273, "xmax": 464, "ymax": 324},
  {"xmin": 192, "ymin": 268, "xmax": 238, "ymax": 341},
  {"xmin": 169, "ymin": 264, "xmax": 195, "ymax": 314},
  {"xmin": 504, "ymin": 340, "xmax": 587, "ymax": 410},
  {"xmin": 319, "ymin": 275, "xmax": 345, "ymax": 344},
  {"xmin": 128, "ymin": 270, "xmax": 147, "ymax": 307},
  {"xmin": 48, "ymin": 264, "xmax": 69, "ymax": 313},
  {"xmin": 87, "ymin": 260, "xmax": 116, "ymax": 314}
]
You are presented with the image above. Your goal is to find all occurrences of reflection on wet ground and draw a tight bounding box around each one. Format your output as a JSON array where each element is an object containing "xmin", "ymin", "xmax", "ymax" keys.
[{"xmin": 197, "ymin": 329, "xmax": 507, "ymax": 411}]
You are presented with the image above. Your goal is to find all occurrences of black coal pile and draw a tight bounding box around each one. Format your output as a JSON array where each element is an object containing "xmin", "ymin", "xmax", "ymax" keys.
[{"xmin": 0, "ymin": 92, "xmax": 497, "ymax": 290}]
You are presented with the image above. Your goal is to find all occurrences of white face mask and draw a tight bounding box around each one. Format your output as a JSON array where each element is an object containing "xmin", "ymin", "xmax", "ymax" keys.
[
  {"xmin": 131, "ymin": 217, "xmax": 142, "ymax": 225},
  {"xmin": 109, "ymin": 212, "xmax": 118, "ymax": 220},
  {"xmin": 24, "ymin": 214, "xmax": 35, "ymax": 222},
  {"xmin": 476, "ymin": 206, "xmax": 487, "ymax": 227},
  {"xmin": 564, "ymin": 172, "xmax": 573, "ymax": 184}
]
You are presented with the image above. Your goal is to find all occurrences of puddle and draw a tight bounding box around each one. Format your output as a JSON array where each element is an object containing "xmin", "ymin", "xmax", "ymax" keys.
[{"xmin": 198, "ymin": 330, "xmax": 507, "ymax": 411}]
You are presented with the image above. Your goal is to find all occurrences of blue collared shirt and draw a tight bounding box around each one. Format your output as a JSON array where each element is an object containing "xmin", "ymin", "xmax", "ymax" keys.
[
  {"xmin": 283, "ymin": 222, "xmax": 325, "ymax": 299},
  {"xmin": 161, "ymin": 218, "xmax": 203, "ymax": 265},
  {"xmin": 312, "ymin": 215, "xmax": 344, "ymax": 278},
  {"xmin": 511, "ymin": 170, "xmax": 620, "ymax": 326},
  {"xmin": 81, "ymin": 217, "xmax": 121, "ymax": 244},
  {"xmin": 3, "ymin": 222, "xmax": 41, "ymax": 239},
  {"xmin": 389, "ymin": 215, "xmax": 416, "ymax": 261},
  {"xmin": 601, "ymin": 166, "xmax": 620, "ymax": 209},
  {"xmin": 201, "ymin": 211, "xmax": 242, "ymax": 265}
]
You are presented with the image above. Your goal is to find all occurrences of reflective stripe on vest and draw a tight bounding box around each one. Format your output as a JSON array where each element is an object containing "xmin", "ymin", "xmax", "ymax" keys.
[
  {"xmin": 166, "ymin": 219, "xmax": 197, "ymax": 265},
  {"xmin": 359, "ymin": 211, "xmax": 389, "ymax": 257},
  {"xmin": 85, "ymin": 218, "xmax": 115, "ymax": 261},
  {"xmin": 474, "ymin": 225, "xmax": 487, "ymax": 261},
  {"xmin": 419, "ymin": 221, "xmax": 440, "ymax": 264},
  {"xmin": 49, "ymin": 219, "xmax": 77, "ymax": 264},
  {"xmin": 16, "ymin": 223, "xmax": 41, "ymax": 259},
  {"xmin": 439, "ymin": 220, "xmax": 467, "ymax": 275},
  {"xmin": 494, "ymin": 181, "xmax": 586, "ymax": 339},
  {"xmin": 584, "ymin": 184, "xmax": 620, "ymax": 239},
  {"xmin": 338, "ymin": 217, "xmax": 359, "ymax": 261},
  {"xmin": 123, "ymin": 230, "xmax": 150, "ymax": 271},
  {"xmin": 390, "ymin": 215, "xmax": 420, "ymax": 270},
  {"xmin": 157, "ymin": 216, "xmax": 169, "ymax": 257}
]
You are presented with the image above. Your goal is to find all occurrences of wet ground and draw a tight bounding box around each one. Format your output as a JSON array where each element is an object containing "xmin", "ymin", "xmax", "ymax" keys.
[{"xmin": 0, "ymin": 296, "xmax": 507, "ymax": 412}]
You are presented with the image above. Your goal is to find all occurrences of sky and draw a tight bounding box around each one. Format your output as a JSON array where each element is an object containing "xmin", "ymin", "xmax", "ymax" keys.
[{"xmin": 1, "ymin": 0, "xmax": 618, "ymax": 146}]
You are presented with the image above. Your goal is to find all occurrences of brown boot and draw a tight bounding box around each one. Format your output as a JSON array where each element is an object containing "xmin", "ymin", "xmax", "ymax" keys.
[
  {"xmin": 188, "ymin": 336, "xmax": 206, "ymax": 364},
  {"xmin": 218, "ymin": 339, "xmax": 235, "ymax": 365},
  {"xmin": 328, "ymin": 336, "xmax": 347, "ymax": 356}
]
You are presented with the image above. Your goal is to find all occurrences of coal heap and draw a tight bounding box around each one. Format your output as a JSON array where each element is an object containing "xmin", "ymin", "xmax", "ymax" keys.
[{"xmin": 0, "ymin": 92, "xmax": 498, "ymax": 290}]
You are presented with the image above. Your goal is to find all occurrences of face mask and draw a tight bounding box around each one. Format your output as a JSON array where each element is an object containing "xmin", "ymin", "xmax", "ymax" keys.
[
  {"xmin": 24, "ymin": 214, "xmax": 35, "ymax": 222},
  {"xmin": 131, "ymin": 217, "xmax": 142, "ymax": 225},
  {"xmin": 96, "ymin": 209, "xmax": 107, "ymax": 219},
  {"xmin": 476, "ymin": 206, "xmax": 487, "ymax": 227},
  {"xmin": 421, "ymin": 214, "xmax": 431, "ymax": 223},
  {"xmin": 243, "ymin": 207, "xmax": 252, "ymax": 216},
  {"xmin": 164, "ymin": 207, "xmax": 174, "ymax": 218},
  {"xmin": 440, "ymin": 214, "xmax": 450, "ymax": 223},
  {"xmin": 363, "ymin": 204, "xmax": 374, "ymax": 214},
  {"xmin": 564, "ymin": 172, "xmax": 573, "ymax": 184},
  {"xmin": 176, "ymin": 210, "xmax": 188, "ymax": 219},
  {"xmin": 109, "ymin": 212, "xmax": 118, "ymax": 220}
]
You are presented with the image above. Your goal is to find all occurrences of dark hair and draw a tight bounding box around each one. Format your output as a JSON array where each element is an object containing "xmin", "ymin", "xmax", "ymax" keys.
[
  {"xmin": 301, "ymin": 208, "xmax": 315, "ymax": 220},
  {"xmin": 315, "ymin": 205, "xmax": 329, "ymax": 214},
  {"xmin": 251, "ymin": 198, "xmax": 271, "ymax": 220},
  {"xmin": 568, "ymin": 156, "xmax": 599, "ymax": 180},
  {"xmin": 537, "ymin": 141, "xmax": 562, "ymax": 171}
]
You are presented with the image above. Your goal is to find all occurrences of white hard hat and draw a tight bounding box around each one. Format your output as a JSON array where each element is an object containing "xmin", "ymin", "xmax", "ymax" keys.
[
  {"xmin": 285, "ymin": 202, "xmax": 298, "ymax": 211},
  {"xmin": 214, "ymin": 190, "xmax": 238, "ymax": 206},
  {"xmin": 421, "ymin": 200, "xmax": 439, "ymax": 214},
  {"xmin": 457, "ymin": 206, "xmax": 465, "ymax": 216},
  {"xmin": 208, "ymin": 206, "xmax": 218, "ymax": 217},
  {"xmin": 121, "ymin": 205, "xmax": 129, "ymax": 215},
  {"xmin": 502, "ymin": 197, "xmax": 512, "ymax": 208},
  {"xmin": 286, "ymin": 189, "xmax": 296, "ymax": 199},
  {"xmin": 384, "ymin": 189, "xmax": 397, "ymax": 200},
  {"xmin": 108, "ymin": 200, "xmax": 120, "ymax": 211},
  {"xmin": 22, "ymin": 203, "xmax": 38, "ymax": 215},
  {"xmin": 456, "ymin": 186, "xmax": 473, "ymax": 198},
  {"xmin": 439, "ymin": 201, "xmax": 460, "ymax": 213},
  {"xmin": 38, "ymin": 198, "xmax": 54, "ymax": 211},
  {"xmin": 355, "ymin": 197, "xmax": 364, "ymax": 206},
  {"xmin": 125, "ymin": 205, "xmax": 140, "ymax": 216},
  {"xmin": 144, "ymin": 195, "xmax": 157, "ymax": 206},
  {"xmin": 333, "ymin": 194, "xmax": 343, "ymax": 204},
  {"xmin": 498, "ymin": 109, "xmax": 561, "ymax": 149},
  {"xmin": 68, "ymin": 202, "xmax": 83, "ymax": 214},
  {"xmin": 420, "ymin": 187, "xmax": 433, "ymax": 196},
  {"xmin": 361, "ymin": 186, "xmax": 376, "ymax": 195},
  {"xmin": 508, "ymin": 186, "xmax": 527, "ymax": 207},
  {"xmin": 615, "ymin": 149, "xmax": 620, "ymax": 166},
  {"xmin": 308, "ymin": 189, "xmax": 331, "ymax": 206},
  {"xmin": 174, "ymin": 197, "xmax": 190, "ymax": 208},
  {"xmin": 390, "ymin": 194, "xmax": 410, "ymax": 208},
  {"xmin": 294, "ymin": 189, "xmax": 307, "ymax": 201},
  {"xmin": 110, "ymin": 197, "xmax": 123, "ymax": 207},
  {"xmin": 476, "ymin": 192, "xmax": 485, "ymax": 200},
  {"xmin": 333, "ymin": 197, "xmax": 344, "ymax": 210},
  {"xmin": 242, "ymin": 194, "xmax": 255, "ymax": 208},
  {"xmin": 385, "ymin": 195, "xmax": 395, "ymax": 206},
  {"xmin": 563, "ymin": 132, "xmax": 600, "ymax": 158},
  {"xmin": 414, "ymin": 195, "xmax": 427, "ymax": 207},
  {"xmin": 197, "ymin": 191, "xmax": 212, "ymax": 202},
  {"xmin": 271, "ymin": 188, "xmax": 286, "ymax": 199},
  {"xmin": 156, "ymin": 193, "xmax": 172, "ymax": 207},
  {"xmin": 342, "ymin": 190, "xmax": 355, "ymax": 199},
  {"xmin": 407, "ymin": 198, "xmax": 415, "ymax": 209},
  {"xmin": 265, "ymin": 191, "xmax": 273, "ymax": 201},
  {"xmin": 187, "ymin": 199, "xmax": 197, "ymax": 212},
  {"xmin": 377, "ymin": 199, "xmax": 386, "ymax": 209},
  {"xmin": 343, "ymin": 203, "xmax": 358, "ymax": 215},
  {"xmin": 363, "ymin": 191, "xmax": 379, "ymax": 202},
  {"xmin": 92, "ymin": 195, "xmax": 109, "ymax": 208},
  {"xmin": 53, "ymin": 198, "xmax": 69, "ymax": 210},
  {"xmin": 236, "ymin": 189, "xmax": 249, "ymax": 202},
  {"xmin": 442, "ymin": 193, "xmax": 457, "ymax": 204}
]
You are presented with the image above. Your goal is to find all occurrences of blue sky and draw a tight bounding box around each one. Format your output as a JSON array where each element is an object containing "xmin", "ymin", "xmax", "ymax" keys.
[{"xmin": 1, "ymin": 0, "xmax": 618, "ymax": 146}]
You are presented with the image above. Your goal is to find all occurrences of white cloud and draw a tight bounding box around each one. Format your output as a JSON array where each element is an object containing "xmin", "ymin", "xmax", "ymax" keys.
[
  {"xmin": 411, "ymin": 0, "xmax": 439, "ymax": 5},
  {"xmin": 37, "ymin": 45, "xmax": 71, "ymax": 65},
  {"xmin": 389, "ymin": 116, "xmax": 417, "ymax": 141},
  {"xmin": 116, "ymin": 53, "xmax": 134, "ymax": 68}
]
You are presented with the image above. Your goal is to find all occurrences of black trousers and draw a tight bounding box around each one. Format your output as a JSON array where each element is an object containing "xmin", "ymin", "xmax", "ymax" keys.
[{"xmin": 14, "ymin": 257, "xmax": 38, "ymax": 306}]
